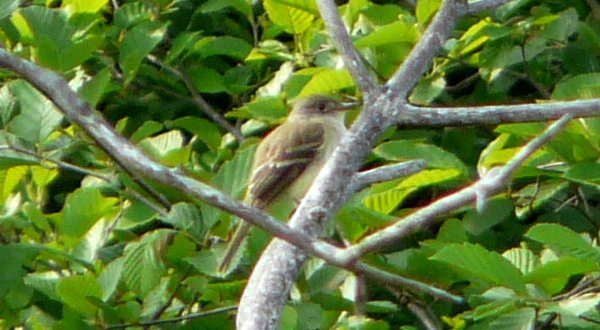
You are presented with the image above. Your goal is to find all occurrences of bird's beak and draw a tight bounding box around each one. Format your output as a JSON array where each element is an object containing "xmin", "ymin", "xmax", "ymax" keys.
[{"xmin": 337, "ymin": 101, "xmax": 358, "ymax": 111}]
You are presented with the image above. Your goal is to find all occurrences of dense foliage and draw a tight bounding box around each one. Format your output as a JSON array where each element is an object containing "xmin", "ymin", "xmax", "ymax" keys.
[{"xmin": 1, "ymin": 0, "xmax": 600, "ymax": 329}]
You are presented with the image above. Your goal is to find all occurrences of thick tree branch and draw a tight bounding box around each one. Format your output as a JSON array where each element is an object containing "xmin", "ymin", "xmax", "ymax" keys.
[
  {"xmin": 316, "ymin": 0, "xmax": 379, "ymax": 94},
  {"xmin": 386, "ymin": 0, "xmax": 460, "ymax": 101},
  {"xmin": 352, "ymin": 160, "xmax": 427, "ymax": 191},
  {"xmin": 237, "ymin": 1, "xmax": 512, "ymax": 328},
  {"xmin": 344, "ymin": 113, "xmax": 573, "ymax": 259},
  {"xmin": 398, "ymin": 101, "xmax": 600, "ymax": 127}
]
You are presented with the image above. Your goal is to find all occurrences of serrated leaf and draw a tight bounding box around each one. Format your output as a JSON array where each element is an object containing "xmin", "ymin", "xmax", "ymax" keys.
[
  {"xmin": 552, "ymin": 73, "xmax": 600, "ymax": 100},
  {"xmin": 60, "ymin": 187, "xmax": 118, "ymax": 239},
  {"xmin": 186, "ymin": 66, "xmax": 226, "ymax": 93},
  {"xmin": 431, "ymin": 243, "xmax": 527, "ymax": 293},
  {"xmin": 0, "ymin": 0, "xmax": 18, "ymax": 21},
  {"xmin": 525, "ymin": 257, "xmax": 599, "ymax": 295},
  {"xmin": 114, "ymin": 2, "xmax": 153, "ymax": 28},
  {"xmin": 171, "ymin": 117, "xmax": 222, "ymax": 151},
  {"xmin": 8, "ymin": 80, "xmax": 63, "ymax": 143},
  {"xmin": 194, "ymin": 36, "xmax": 252, "ymax": 60},
  {"xmin": 374, "ymin": 140, "xmax": 468, "ymax": 174},
  {"xmin": 23, "ymin": 271, "xmax": 60, "ymax": 301},
  {"xmin": 229, "ymin": 96, "xmax": 288, "ymax": 122},
  {"xmin": 165, "ymin": 31, "xmax": 201, "ymax": 63},
  {"xmin": 97, "ymin": 257, "xmax": 124, "ymax": 301},
  {"xmin": 62, "ymin": 0, "xmax": 108, "ymax": 14},
  {"xmin": 502, "ymin": 248, "xmax": 539, "ymax": 275},
  {"xmin": 78, "ymin": 68, "xmax": 111, "ymax": 108},
  {"xmin": 362, "ymin": 187, "xmax": 417, "ymax": 214},
  {"xmin": 416, "ymin": 0, "xmax": 441, "ymax": 26},
  {"xmin": 200, "ymin": 0, "xmax": 252, "ymax": 17},
  {"xmin": 354, "ymin": 21, "xmax": 418, "ymax": 48},
  {"xmin": 213, "ymin": 143, "xmax": 256, "ymax": 198},
  {"xmin": 264, "ymin": 0, "xmax": 315, "ymax": 34},
  {"xmin": 163, "ymin": 203, "xmax": 200, "ymax": 229},
  {"xmin": 122, "ymin": 231, "xmax": 168, "ymax": 296},
  {"xmin": 19, "ymin": 7, "xmax": 103, "ymax": 70},
  {"xmin": 119, "ymin": 22, "xmax": 166, "ymax": 84},
  {"xmin": 56, "ymin": 274, "xmax": 102, "ymax": 317},
  {"xmin": 299, "ymin": 69, "xmax": 355, "ymax": 97},
  {"xmin": 489, "ymin": 307, "xmax": 535, "ymax": 330},
  {"xmin": 526, "ymin": 223, "xmax": 600, "ymax": 262},
  {"xmin": 463, "ymin": 197, "xmax": 513, "ymax": 235}
]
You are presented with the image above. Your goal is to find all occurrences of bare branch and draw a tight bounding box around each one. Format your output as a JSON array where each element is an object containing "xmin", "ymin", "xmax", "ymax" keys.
[
  {"xmin": 352, "ymin": 160, "xmax": 427, "ymax": 191},
  {"xmin": 399, "ymin": 100, "xmax": 600, "ymax": 127},
  {"xmin": 146, "ymin": 55, "xmax": 244, "ymax": 142},
  {"xmin": 467, "ymin": 0, "xmax": 514, "ymax": 14},
  {"xmin": 344, "ymin": 114, "xmax": 573, "ymax": 259},
  {"xmin": 1, "ymin": 145, "xmax": 167, "ymax": 215},
  {"xmin": 316, "ymin": 0, "xmax": 379, "ymax": 94},
  {"xmin": 103, "ymin": 305, "xmax": 238, "ymax": 329},
  {"xmin": 386, "ymin": 0, "xmax": 461, "ymax": 100}
]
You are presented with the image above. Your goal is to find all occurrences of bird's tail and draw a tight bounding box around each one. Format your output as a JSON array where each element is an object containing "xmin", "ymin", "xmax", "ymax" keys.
[{"xmin": 218, "ymin": 221, "xmax": 252, "ymax": 273}]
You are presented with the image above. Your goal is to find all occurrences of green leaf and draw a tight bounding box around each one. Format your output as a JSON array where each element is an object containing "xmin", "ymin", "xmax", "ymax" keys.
[
  {"xmin": 431, "ymin": 243, "xmax": 527, "ymax": 293},
  {"xmin": 525, "ymin": 257, "xmax": 599, "ymax": 295},
  {"xmin": 194, "ymin": 36, "xmax": 252, "ymax": 60},
  {"xmin": 526, "ymin": 223, "xmax": 600, "ymax": 262},
  {"xmin": 139, "ymin": 130, "xmax": 190, "ymax": 166},
  {"xmin": 165, "ymin": 31, "xmax": 201, "ymax": 63},
  {"xmin": 299, "ymin": 69, "xmax": 355, "ymax": 97},
  {"xmin": 552, "ymin": 73, "xmax": 600, "ymax": 100},
  {"xmin": 264, "ymin": 0, "xmax": 315, "ymax": 34},
  {"xmin": 56, "ymin": 274, "xmax": 103, "ymax": 317},
  {"xmin": 19, "ymin": 7, "xmax": 103, "ymax": 71},
  {"xmin": 0, "ymin": 244, "xmax": 37, "ymax": 296},
  {"xmin": 462, "ymin": 197, "xmax": 513, "ymax": 235},
  {"xmin": 162, "ymin": 202, "xmax": 205, "ymax": 240},
  {"xmin": 502, "ymin": 248, "xmax": 539, "ymax": 275},
  {"xmin": 362, "ymin": 186, "xmax": 417, "ymax": 214},
  {"xmin": 62, "ymin": 0, "xmax": 108, "ymax": 14},
  {"xmin": 355, "ymin": 21, "xmax": 418, "ymax": 48},
  {"xmin": 97, "ymin": 258, "xmax": 124, "ymax": 301},
  {"xmin": 373, "ymin": 140, "xmax": 468, "ymax": 174},
  {"xmin": 563, "ymin": 162, "xmax": 600, "ymax": 185},
  {"xmin": 8, "ymin": 80, "xmax": 63, "ymax": 144},
  {"xmin": 78, "ymin": 68, "xmax": 111, "ymax": 108},
  {"xmin": 186, "ymin": 66, "xmax": 226, "ymax": 93},
  {"xmin": 416, "ymin": 0, "xmax": 441, "ymax": 26},
  {"xmin": 489, "ymin": 308, "xmax": 535, "ymax": 330},
  {"xmin": 171, "ymin": 116, "xmax": 222, "ymax": 151},
  {"xmin": 122, "ymin": 231, "xmax": 168, "ymax": 296},
  {"xmin": 228, "ymin": 96, "xmax": 288, "ymax": 122},
  {"xmin": 60, "ymin": 187, "xmax": 118, "ymax": 239},
  {"xmin": 119, "ymin": 22, "xmax": 166, "ymax": 84},
  {"xmin": 213, "ymin": 143, "xmax": 256, "ymax": 198},
  {"xmin": 200, "ymin": 0, "xmax": 252, "ymax": 17},
  {"xmin": 113, "ymin": 2, "xmax": 153, "ymax": 29},
  {"xmin": 0, "ymin": 0, "xmax": 19, "ymax": 21}
]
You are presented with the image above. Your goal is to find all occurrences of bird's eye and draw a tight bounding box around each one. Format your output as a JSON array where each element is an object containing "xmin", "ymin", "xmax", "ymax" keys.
[{"xmin": 317, "ymin": 101, "xmax": 327, "ymax": 111}]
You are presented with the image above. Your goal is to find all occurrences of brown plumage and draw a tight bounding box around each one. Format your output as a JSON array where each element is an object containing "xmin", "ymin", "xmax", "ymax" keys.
[{"xmin": 218, "ymin": 95, "xmax": 353, "ymax": 273}]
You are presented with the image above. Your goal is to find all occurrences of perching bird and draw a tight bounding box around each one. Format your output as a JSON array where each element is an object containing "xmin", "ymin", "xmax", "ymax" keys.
[{"xmin": 219, "ymin": 94, "xmax": 355, "ymax": 273}]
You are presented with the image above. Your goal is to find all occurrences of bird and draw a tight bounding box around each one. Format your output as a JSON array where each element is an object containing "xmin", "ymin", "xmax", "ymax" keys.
[{"xmin": 218, "ymin": 94, "xmax": 355, "ymax": 273}]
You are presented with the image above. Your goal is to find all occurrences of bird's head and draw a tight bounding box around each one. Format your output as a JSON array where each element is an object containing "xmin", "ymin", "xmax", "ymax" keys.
[{"xmin": 290, "ymin": 95, "xmax": 356, "ymax": 118}]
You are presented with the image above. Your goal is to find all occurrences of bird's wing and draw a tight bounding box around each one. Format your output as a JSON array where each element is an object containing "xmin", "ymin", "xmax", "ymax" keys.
[{"xmin": 247, "ymin": 121, "xmax": 325, "ymax": 208}]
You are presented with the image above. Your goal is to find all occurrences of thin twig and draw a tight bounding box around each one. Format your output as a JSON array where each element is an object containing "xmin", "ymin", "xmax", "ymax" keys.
[
  {"xmin": 316, "ymin": 0, "xmax": 379, "ymax": 94},
  {"xmin": 352, "ymin": 160, "xmax": 426, "ymax": 191},
  {"xmin": 1, "ymin": 145, "xmax": 167, "ymax": 215},
  {"xmin": 103, "ymin": 305, "xmax": 238, "ymax": 329},
  {"xmin": 345, "ymin": 114, "xmax": 573, "ymax": 259},
  {"xmin": 146, "ymin": 55, "xmax": 244, "ymax": 142}
]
